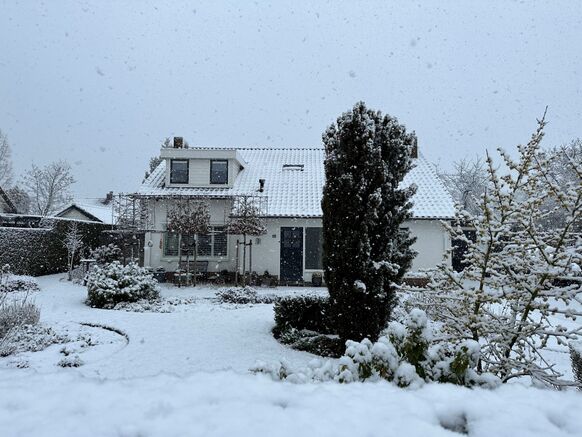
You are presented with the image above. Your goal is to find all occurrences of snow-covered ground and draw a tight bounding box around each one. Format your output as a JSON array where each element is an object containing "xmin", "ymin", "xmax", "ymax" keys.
[{"xmin": 1, "ymin": 275, "xmax": 581, "ymax": 437}]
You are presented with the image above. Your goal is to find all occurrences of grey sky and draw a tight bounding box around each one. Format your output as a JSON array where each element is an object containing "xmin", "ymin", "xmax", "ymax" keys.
[{"xmin": 1, "ymin": 1, "xmax": 581, "ymax": 199}]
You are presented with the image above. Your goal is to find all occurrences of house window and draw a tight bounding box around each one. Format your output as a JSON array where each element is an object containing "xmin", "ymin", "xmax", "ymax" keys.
[
  {"xmin": 164, "ymin": 233, "xmax": 195, "ymax": 257},
  {"xmin": 164, "ymin": 226, "xmax": 228, "ymax": 258},
  {"xmin": 210, "ymin": 160, "xmax": 228, "ymax": 184},
  {"xmin": 305, "ymin": 227, "xmax": 323, "ymax": 269},
  {"xmin": 170, "ymin": 159, "xmax": 189, "ymax": 184},
  {"xmin": 213, "ymin": 227, "xmax": 227, "ymax": 256}
]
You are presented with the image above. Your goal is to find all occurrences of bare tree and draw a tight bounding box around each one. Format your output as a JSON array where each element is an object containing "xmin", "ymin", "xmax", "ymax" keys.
[
  {"xmin": 539, "ymin": 138, "xmax": 582, "ymax": 231},
  {"xmin": 167, "ymin": 199, "xmax": 211, "ymax": 285},
  {"xmin": 24, "ymin": 161, "xmax": 75, "ymax": 216},
  {"xmin": 63, "ymin": 222, "xmax": 83, "ymax": 281},
  {"xmin": 438, "ymin": 157, "xmax": 488, "ymax": 215},
  {"xmin": 0, "ymin": 129, "xmax": 13, "ymax": 188},
  {"xmin": 227, "ymin": 195, "xmax": 267, "ymax": 285}
]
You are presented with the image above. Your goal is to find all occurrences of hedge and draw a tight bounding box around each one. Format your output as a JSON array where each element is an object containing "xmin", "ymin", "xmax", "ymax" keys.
[
  {"xmin": 0, "ymin": 218, "xmax": 109, "ymax": 276},
  {"xmin": 272, "ymin": 295, "xmax": 333, "ymax": 338}
]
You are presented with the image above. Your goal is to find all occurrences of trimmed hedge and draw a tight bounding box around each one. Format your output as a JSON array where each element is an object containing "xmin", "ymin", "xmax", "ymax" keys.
[
  {"xmin": 272, "ymin": 295, "xmax": 333, "ymax": 338},
  {"xmin": 0, "ymin": 218, "xmax": 109, "ymax": 276}
]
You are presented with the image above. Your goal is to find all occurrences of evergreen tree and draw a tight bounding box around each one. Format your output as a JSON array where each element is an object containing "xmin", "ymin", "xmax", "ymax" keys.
[{"xmin": 322, "ymin": 101, "xmax": 416, "ymax": 343}]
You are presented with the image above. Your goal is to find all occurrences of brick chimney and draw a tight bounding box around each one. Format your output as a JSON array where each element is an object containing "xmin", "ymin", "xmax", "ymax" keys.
[
  {"xmin": 173, "ymin": 136, "xmax": 184, "ymax": 148},
  {"xmin": 102, "ymin": 191, "xmax": 113, "ymax": 205}
]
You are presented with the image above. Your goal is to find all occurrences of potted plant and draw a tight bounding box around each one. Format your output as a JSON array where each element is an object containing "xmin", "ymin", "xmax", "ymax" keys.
[{"xmin": 311, "ymin": 272, "xmax": 323, "ymax": 287}]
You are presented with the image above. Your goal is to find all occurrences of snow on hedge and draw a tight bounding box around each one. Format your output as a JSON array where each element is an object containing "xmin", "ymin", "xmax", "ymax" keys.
[{"xmin": 0, "ymin": 371, "xmax": 580, "ymax": 437}]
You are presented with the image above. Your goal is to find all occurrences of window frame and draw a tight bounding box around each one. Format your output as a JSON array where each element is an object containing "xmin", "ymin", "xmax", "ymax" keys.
[
  {"xmin": 304, "ymin": 227, "xmax": 323, "ymax": 270},
  {"xmin": 163, "ymin": 226, "xmax": 228, "ymax": 259},
  {"xmin": 170, "ymin": 159, "xmax": 189, "ymax": 184},
  {"xmin": 209, "ymin": 159, "xmax": 229, "ymax": 185}
]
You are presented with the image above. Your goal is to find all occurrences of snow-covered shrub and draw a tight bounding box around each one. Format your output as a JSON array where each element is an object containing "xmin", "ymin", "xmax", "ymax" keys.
[
  {"xmin": 215, "ymin": 286, "xmax": 275, "ymax": 304},
  {"xmin": 279, "ymin": 328, "xmax": 343, "ymax": 357},
  {"xmin": 272, "ymin": 295, "xmax": 332, "ymax": 338},
  {"xmin": 570, "ymin": 342, "xmax": 582, "ymax": 388},
  {"xmin": 0, "ymin": 264, "xmax": 39, "ymax": 293},
  {"xmin": 0, "ymin": 325, "xmax": 67, "ymax": 357},
  {"xmin": 255, "ymin": 309, "xmax": 501, "ymax": 389},
  {"xmin": 0, "ymin": 276, "xmax": 40, "ymax": 294},
  {"xmin": 112, "ymin": 296, "xmax": 195, "ymax": 313},
  {"xmin": 85, "ymin": 261, "xmax": 159, "ymax": 309},
  {"xmin": 0, "ymin": 294, "xmax": 40, "ymax": 339},
  {"xmin": 58, "ymin": 354, "xmax": 84, "ymax": 368},
  {"xmin": 90, "ymin": 244, "xmax": 122, "ymax": 265}
]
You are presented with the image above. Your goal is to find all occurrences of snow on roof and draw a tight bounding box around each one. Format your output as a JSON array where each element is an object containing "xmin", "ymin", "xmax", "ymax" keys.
[
  {"xmin": 55, "ymin": 202, "xmax": 115, "ymax": 224},
  {"xmin": 139, "ymin": 148, "xmax": 455, "ymax": 219}
]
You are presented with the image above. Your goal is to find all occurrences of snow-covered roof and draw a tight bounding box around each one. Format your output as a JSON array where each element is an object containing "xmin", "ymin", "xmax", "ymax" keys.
[
  {"xmin": 138, "ymin": 148, "xmax": 455, "ymax": 219},
  {"xmin": 55, "ymin": 202, "xmax": 115, "ymax": 224}
]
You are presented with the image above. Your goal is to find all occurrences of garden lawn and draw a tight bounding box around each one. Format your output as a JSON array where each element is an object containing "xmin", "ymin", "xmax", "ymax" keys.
[{"xmin": 0, "ymin": 274, "xmax": 581, "ymax": 437}]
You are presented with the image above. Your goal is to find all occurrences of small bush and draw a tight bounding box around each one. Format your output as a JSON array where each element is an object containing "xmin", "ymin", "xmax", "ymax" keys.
[
  {"xmin": 570, "ymin": 342, "xmax": 582, "ymax": 387},
  {"xmin": 85, "ymin": 261, "xmax": 159, "ymax": 309},
  {"xmin": 272, "ymin": 295, "xmax": 332, "ymax": 338},
  {"xmin": 216, "ymin": 286, "xmax": 276, "ymax": 304},
  {"xmin": 0, "ymin": 277, "xmax": 40, "ymax": 294},
  {"xmin": 0, "ymin": 296, "xmax": 41, "ymax": 339},
  {"xmin": 279, "ymin": 328, "xmax": 343, "ymax": 357},
  {"xmin": 91, "ymin": 244, "xmax": 123, "ymax": 265},
  {"xmin": 58, "ymin": 354, "xmax": 84, "ymax": 368},
  {"xmin": 256, "ymin": 309, "xmax": 501, "ymax": 389},
  {"xmin": 0, "ymin": 325, "xmax": 66, "ymax": 357},
  {"xmin": 0, "ymin": 264, "xmax": 40, "ymax": 293}
]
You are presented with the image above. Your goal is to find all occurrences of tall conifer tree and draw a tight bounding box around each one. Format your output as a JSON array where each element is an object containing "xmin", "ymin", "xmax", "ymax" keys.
[{"xmin": 322, "ymin": 102, "xmax": 416, "ymax": 342}]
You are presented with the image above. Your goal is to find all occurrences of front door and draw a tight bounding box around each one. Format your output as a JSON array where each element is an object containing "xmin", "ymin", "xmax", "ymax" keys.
[{"xmin": 280, "ymin": 227, "xmax": 303, "ymax": 282}]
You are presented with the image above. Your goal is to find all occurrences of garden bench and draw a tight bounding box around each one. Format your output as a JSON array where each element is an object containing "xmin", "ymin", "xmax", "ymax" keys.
[{"xmin": 174, "ymin": 260, "xmax": 209, "ymax": 286}]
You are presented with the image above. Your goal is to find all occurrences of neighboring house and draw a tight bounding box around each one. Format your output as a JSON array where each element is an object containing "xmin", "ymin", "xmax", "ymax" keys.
[
  {"xmin": 54, "ymin": 199, "xmax": 115, "ymax": 225},
  {"xmin": 0, "ymin": 185, "xmax": 17, "ymax": 214},
  {"xmin": 137, "ymin": 141, "xmax": 456, "ymax": 283}
]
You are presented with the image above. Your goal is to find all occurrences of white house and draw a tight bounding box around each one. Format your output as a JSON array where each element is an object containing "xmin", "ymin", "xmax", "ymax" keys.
[{"xmin": 137, "ymin": 142, "xmax": 455, "ymax": 283}]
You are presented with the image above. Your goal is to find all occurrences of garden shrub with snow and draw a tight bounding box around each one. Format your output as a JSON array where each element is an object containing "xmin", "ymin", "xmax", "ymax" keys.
[
  {"xmin": 254, "ymin": 308, "xmax": 500, "ymax": 389},
  {"xmin": 91, "ymin": 244, "xmax": 123, "ymax": 265},
  {"xmin": 272, "ymin": 295, "xmax": 332, "ymax": 337},
  {"xmin": 0, "ymin": 264, "xmax": 40, "ymax": 294},
  {"xmin": 271, "ymin": 295, "xmax": 342, "ymax": 356},
  {"xmin": 113, "ymin": 296, "xmax": 196, "ymax": 313},
  {"xmin": 0, "ymin": 294, "xmax": 40, "ymax": 340},
  {"xmin": 0, "ymin": 325, "xmax": 67, "ymax": 357},
  {"xmin": 215, "ymin": 286, "xmax": 275, "ymax": 304},
  {"xmin": 85, "ymin": 261, "xmax": 159, "ymax": 309}
]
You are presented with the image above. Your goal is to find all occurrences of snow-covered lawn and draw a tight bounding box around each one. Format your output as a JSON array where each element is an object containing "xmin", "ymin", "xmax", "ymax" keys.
[{"xmin": 1, "ymin": 275, "xmax": 581, "ymax": 437}]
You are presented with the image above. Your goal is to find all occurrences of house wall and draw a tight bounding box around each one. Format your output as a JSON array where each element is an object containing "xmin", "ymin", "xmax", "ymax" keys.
[
  {"xmin": 143, "ymin": 197, "xmax": 451, "ymax": 281},
  {"xmin": 57, "ymin": 208, "xmax": 96, "ymax": 222}
]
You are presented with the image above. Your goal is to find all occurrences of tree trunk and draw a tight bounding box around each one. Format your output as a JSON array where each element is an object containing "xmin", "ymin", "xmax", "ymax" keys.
[
  {"xmin": 177, "ymin": 233, "xmax": 183, "ymax": 287},
  {"xmin": 242, "ymin": 234, "xmax": 247, "ymax": 286},
  {"xmin": 235, "ymin": 240, "xmax": 240, "ymax": 286},
  {"xmin": 193, "ymin": 235, "xmax": 197, "ymax": 286}
]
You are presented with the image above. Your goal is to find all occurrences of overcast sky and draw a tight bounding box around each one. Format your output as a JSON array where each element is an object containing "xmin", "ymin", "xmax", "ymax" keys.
[{"xmin": 1, "ymin": 1, "xmax": 581, "ymax": 199}]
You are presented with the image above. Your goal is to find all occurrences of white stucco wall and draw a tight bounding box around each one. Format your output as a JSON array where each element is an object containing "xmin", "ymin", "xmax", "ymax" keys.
[{"xmin": 143, "ymin": 197, "xmax": 451, "ymax": 281}]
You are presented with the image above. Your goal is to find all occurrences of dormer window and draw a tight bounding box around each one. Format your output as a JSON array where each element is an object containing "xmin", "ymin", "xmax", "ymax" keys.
[
  {"xmin": 282, "ymin": 164, "xmax": 304, "ymax": 171},
  {"xmin": 210, "ymin": 160, "xmax": 228, "ymax": 184},
  {"xmin": 170, "ymin": 159, "xmax": 189, "ymax": 184}
]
